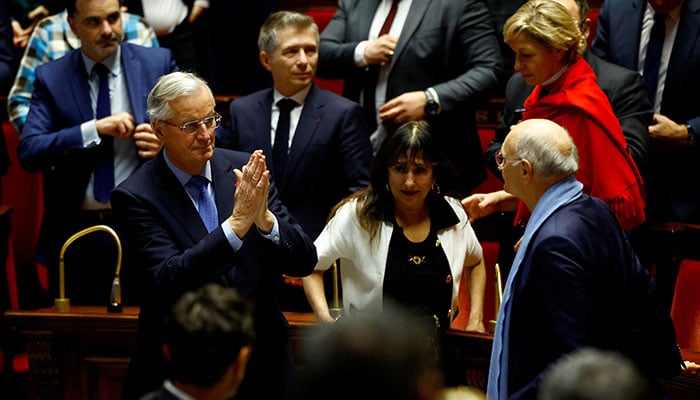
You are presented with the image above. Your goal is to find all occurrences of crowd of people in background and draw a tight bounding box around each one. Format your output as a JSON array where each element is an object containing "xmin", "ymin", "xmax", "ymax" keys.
[{"xmin": 0, "ymin": 0, "xmax": 699, "ymax": 399}]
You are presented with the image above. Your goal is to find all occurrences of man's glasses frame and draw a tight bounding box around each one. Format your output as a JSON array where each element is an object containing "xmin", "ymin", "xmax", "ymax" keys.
[
  {"xmin": 160, "ymin": 113, "xmax": 222, "ymax": 135},
  {"xmin": 495, "ymin": 149, "xmax": 522, "ymax": 170}
]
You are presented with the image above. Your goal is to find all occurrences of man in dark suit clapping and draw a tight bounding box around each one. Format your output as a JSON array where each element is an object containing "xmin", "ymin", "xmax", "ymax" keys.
[{"xmin": 112, "ymin": 71, "xmax": 316, "ymax": 400}]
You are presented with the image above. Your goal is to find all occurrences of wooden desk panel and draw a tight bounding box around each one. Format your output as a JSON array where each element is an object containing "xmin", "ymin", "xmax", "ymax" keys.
[
  {"xmin": 5, "ymin": 307, "xmax": 493, "ymax": 399},
  {"xmin": 5, "ymin": 306, "xmax": 139, "ymax": 400},
  {"xmin": 6, "ymin": 307, "xmax": 699, "ymax": 400}
]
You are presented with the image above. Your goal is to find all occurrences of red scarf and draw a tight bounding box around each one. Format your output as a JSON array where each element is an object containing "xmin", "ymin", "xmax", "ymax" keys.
[{"xmin": 517, "ymin": 57, "xmax": 646, "ymax": 230}]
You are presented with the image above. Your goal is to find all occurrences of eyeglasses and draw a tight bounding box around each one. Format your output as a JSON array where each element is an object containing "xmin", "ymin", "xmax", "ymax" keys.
[
  {"xmin": 495, "ymin": 149, "xmax": 521, "ymax": 169},
  {"xmin": 161, "ymin": 113, "xmax": 222, "ymax": 135}
]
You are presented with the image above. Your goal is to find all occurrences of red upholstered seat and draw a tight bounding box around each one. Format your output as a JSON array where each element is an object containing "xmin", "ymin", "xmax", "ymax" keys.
[
  {"xmin": 2, "ymin": 121, "xmax": 45, "ymax": 309},
  {"xmin": 304, "ymin": 6, "xmax": 336, "ymax": 32},
  {"xmin": 451, "ymin": 241, "xmax": 499, "ymax": 331},
  {"xmin": 671, "ymin": 258, "xmax": 700, "ymax": 350}
]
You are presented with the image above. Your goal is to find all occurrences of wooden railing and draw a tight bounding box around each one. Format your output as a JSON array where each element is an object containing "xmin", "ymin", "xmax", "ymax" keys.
[{"xmin": 4, "ymin": 306, "xmax": 493, "ymax": 400}]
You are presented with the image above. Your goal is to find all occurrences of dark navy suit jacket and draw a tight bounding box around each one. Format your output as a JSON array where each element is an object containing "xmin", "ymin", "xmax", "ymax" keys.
[
  {"xmin": 220, "ymin": 84, "xmax": 372, "ymax": 239},
  {"xmin": 17, "ymin": 43, "xmax": 178, "ymax": 269},
  {"xmin": 591, "ymin": 0, "xmax": 700, "ymax": 223},
  {"xmin": 505, "ymin": 195, "xmax": 681, "ymax": 399},
  {"xmin": 111, "ymin": 149, "xmax": 317, "ymax": 400}
]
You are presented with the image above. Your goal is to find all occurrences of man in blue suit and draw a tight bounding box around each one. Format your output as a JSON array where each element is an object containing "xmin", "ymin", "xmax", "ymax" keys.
[
  {"xmin": 111, "ymin": 71, "xmax": 316, "ymax": 400},
  {"xmin": 17, "ymin": 0, "xmax": 178, "ymax": 305},
  {"xmin": 487, "ymin": 118, "xmax": 681, "ymax": 400},
  {"xmin": 591, "ymin": 0, "xmax": 700, "ymax": 225},
  {"xmin": 218, "ymin": 11, "xmax": 373, "ymax": 311}
]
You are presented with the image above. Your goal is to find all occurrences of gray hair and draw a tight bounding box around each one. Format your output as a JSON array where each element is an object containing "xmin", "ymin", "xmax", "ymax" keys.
[
  {"xmin": 539, "ymin": 348, "xmax": 654, "ymax": 400},
  {"xmin": 258, "ymin": 11, "xmax": 319, "ymax": 54},
  {"xmin": 147, "ymin": 71, "xmax": 214, "ymax": 122},
  {"xmin": 514, "ymin": 120, "xmax": 579, "ymax": 180}
]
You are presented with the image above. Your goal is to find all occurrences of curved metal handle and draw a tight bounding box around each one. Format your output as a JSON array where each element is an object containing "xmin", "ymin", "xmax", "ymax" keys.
[
  {"xmin": 489, "ymin": 263, "xmax": 504, "ymax": 334},
  {"xmin": 55, "ymin": 224, "xmax": 122, "ymax": 312},
  {"xmin": 329, "ymin": 260, "xmax": 343, "ymax": 320}
]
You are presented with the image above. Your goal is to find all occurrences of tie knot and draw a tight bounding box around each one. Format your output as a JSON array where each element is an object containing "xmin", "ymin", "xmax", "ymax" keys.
[
  {"xmin": 277, "ymin": 98, "xmax": 298, "ymax": 113},
  {"xmin": 188, "ymin": 175, "xmax": 209, "ymax": 190},
  {"xmin": 93, "ymin": 63, "xmax": 110, "ymax": 78}
]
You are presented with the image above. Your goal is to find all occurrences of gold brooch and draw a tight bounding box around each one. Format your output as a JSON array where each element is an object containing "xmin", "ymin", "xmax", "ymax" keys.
[{"xmin": 408, "ymin": 255, "xmax": 427, "ymax": 265}]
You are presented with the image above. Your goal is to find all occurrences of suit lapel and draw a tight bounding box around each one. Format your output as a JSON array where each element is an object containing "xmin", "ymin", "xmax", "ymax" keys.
[
  {"xmin": 669, "ymin": 0, "xmax": 700, "ymax": 79},
  {"xmin": 256, "ymin": 90, "xmax": 275, "ymax": 156},
  {"xmin": 283, "ymin": 85, "xmax": 323, "ymax": 192},
  {"xmin": 633, "ymin": 0, "xmax": 646, "ymax": 65},
  {"xmin": 210, "ymin": 152, "xmax": 237, "ymax": 219},
  {"xmin": 69, "ymin": 51, "xmax": 95, "ymax": 123},
  {"xmin": 151, "ymin": 153, "xmax": 208, "ymax": 242},
  {"xmin": 358, "ymin": 0, "xmax": 382, "ymax": 40},
  {"xmin": 150, "ymin": 152, "xmax": 237, "ymax": 244},
  {"xmin": 120, "ymin": 44, "xmax": 147, "ymax": 124},
  {"xmin": 392, "ymin": 0, "xmax": 431, "ymax": 65}
]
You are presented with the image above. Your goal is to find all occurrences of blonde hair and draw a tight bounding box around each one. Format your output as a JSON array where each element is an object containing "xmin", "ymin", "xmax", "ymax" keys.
[{"xmin": 504, "ymin": 0, "xmax": 585, "ymax": 63}]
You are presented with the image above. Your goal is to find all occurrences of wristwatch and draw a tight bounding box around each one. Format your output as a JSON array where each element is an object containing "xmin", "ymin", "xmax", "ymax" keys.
[{"xmin": 424, "ymin": 88, "xmax": 439, "ymax": 116}]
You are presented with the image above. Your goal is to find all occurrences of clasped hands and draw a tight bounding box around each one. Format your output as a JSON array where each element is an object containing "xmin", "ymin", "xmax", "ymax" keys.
[
  {"xmin": 96, "ymin": 112, "xmax": 163, "ymax": 158},
  {"xmin": 230, "ymin": 150, "xmax": 274, "ymax": 238}
]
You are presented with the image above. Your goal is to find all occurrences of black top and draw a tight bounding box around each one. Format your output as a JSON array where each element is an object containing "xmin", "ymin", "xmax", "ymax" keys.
[{"xmin": 383, "ymin": 195, "xmax": 459, "ymax": 330}]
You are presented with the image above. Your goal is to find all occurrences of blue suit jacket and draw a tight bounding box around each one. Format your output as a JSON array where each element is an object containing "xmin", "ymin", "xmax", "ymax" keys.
[
  {"xmin": 591, "ymin": 0, "xmax": 700, "ymax": 222},
  {"xmin": 17, "ymin": 43, "xmax": 178, "ymax": 268},
  {"xmin": 219, "ymin": 84, "xmax": 373, "ymax": 239},
  {"xmin": 317, "ymin": 0, "xmax": 504, "ymax": 196},
  {"xmin": 111, "ymin": 149, "xmax": 317, "ymax": 400},
  {"xmin": 504, "ymin": 195, "xmax": 681, "ymax": 399}
]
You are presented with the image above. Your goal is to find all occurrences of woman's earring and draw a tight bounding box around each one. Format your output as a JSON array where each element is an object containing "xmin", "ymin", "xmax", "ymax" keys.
[
  {"xmin": 386, "ymin": 184, "xmax": 390, "ymax": 192},
  {"xmin": 431, "ymin": 183, "xmax": 441, "ymax": 194}
]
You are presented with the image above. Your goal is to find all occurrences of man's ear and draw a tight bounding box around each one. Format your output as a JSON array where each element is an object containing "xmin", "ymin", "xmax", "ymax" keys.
[
  {"xmin": 521, "ymin": 159, "xmax": 534, "ymax": 180},
  {"xmin": 259, "ymin": 51, "xmax": 272, "ymax": 72},
  {"xmin": 152, "ymin": 121, "xmax": 164, "ymax": 138}
]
